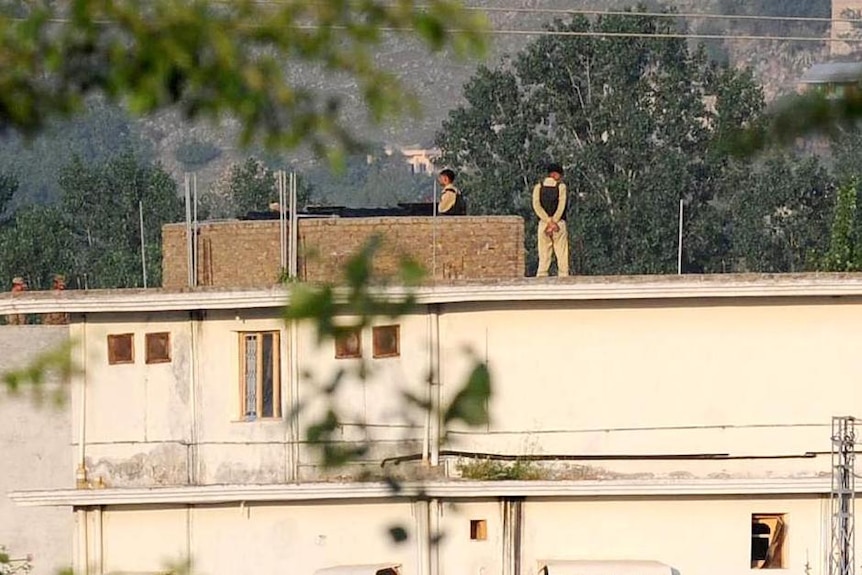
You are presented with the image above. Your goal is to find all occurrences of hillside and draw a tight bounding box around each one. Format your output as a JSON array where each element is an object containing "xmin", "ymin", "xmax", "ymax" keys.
[{"xmin": 0, "ymin": 0, "xmax": 837, "ymax": 210}]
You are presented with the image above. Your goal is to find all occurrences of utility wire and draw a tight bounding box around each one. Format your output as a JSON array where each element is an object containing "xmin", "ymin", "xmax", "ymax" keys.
[
  {"xmin": 244, "ymin": 1, "xmax": 862, "ymax": 26},
  {"xmin": 289, "ymin": 24, "xmax": 862, "ymax": 44},
  {"xmin": 19, "ymin": 4, "xmax": 862, "ymax": 44},
  {"xmin": 458, "ymin": 6, "xmax": 858, "ymax": 25}
]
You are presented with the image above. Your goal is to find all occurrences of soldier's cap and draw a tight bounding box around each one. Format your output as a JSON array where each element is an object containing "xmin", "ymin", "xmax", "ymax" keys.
[
  {"xmin": 12, "ymin": 277, "xmax": 24, "ymax": 285},
  {"xmin": 53, "ymin": 274, "xmax": 66, "ymax": 282}
]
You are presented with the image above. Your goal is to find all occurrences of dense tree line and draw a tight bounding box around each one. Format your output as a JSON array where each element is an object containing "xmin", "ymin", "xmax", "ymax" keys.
[
  {"xmin": 435, "ymin": 12, "xmax": 862, "ymax": 276},
  {"xmin": 5, "ymin": 8, "xmax": 862, "ymax": 285}
]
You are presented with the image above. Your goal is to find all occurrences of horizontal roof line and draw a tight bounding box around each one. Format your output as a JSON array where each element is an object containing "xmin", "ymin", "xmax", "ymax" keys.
[
  {"xmin": 8, "ymin": 477, "xmax": 835, "ymax": 507},
  {"xmin": 3, "ymin": 274, "xmax": 862, "ymax": 314}
]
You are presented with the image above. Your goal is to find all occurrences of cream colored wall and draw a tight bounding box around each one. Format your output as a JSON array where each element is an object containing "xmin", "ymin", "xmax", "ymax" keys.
[
  {"xmin": 99, "ymin": 502, "xmax": 419, "ymax": 575},
  {"xmin": 86, "ymin": 495, "xmax": 829, "ymax": 575},
  {"xmin": 437, "ymin": 500, "xmax": 505, "ymax": 575},
  {"xmin": 193, "ymin": 309, "xmax": 291, "ymax": 484},
  {"xmin": 438, "ymin": 298, "xmax": 862, "ymax": 478},
  {"xmin": 72, "ymin": 314, "xmax": 194, "ymax": 487},
  {"xmin": 294, "ymin": 311, "xmax": 432, "ymax": 476},
  {"xmin": 74, "ymin": 307, "xmax": 434, "ymax": 485},
  {"xmin": 522, "ymin": 496, "xmax": 828, "ymax": 575},
  {"xmin": 0, "ymin": 325, "xmax": 73, "ymax": 575},
  {"xmin": 72, "ymin": 295, "xmax": 862, "ymax": 485}
]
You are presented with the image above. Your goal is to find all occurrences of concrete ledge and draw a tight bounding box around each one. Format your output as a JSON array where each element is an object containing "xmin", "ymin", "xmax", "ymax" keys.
[
  {"xmin": 8, "ymin": 477, "xmax": 836, "ymax": 507},
  {"xmin": 5, "ymin": 274, "xmax": 862, "ymax": 314}
]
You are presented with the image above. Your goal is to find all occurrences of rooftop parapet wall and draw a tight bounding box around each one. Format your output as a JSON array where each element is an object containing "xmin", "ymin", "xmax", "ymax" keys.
[{"xmin": 162, "ymin": 216, "xmax": 525, "ymax": 289}]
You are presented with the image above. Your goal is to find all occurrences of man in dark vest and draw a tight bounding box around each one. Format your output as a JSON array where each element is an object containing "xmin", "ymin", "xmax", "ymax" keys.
[
  {"xmin": 437, "ymin": 168, "xmax": 466, "ymax": 215},
  {"xmin": 531, "ymin": 163, "xmax": 569, "ymax": 277}
]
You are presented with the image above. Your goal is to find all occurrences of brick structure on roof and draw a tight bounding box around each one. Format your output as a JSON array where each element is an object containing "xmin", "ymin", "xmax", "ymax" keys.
[{"xmin": 161, "ymin": 216, "xmax": 525, "ymax": 289}]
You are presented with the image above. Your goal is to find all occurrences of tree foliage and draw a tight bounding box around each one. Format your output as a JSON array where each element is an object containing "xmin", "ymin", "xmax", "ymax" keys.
[
  {"xmin": 0, "ymin": 151, "xmax": 182, "ymax": 289},
  {"xmin": 0, "ymin": 0, "xmax": 487, "ymax": 160},
  {"xmin": 823, "ymin": 178, "xmax": 862, "ymax": 271},
  {"xmin": 0, "ymin": 99, "xmax": 148, "ymax": 206},
  {"xmin": 307, "ymin": 147, "xmax": 435, "ymax": 208},
  {"xmin": 437, "ymin": 12, "xmax": 765, "ymax": 274}
]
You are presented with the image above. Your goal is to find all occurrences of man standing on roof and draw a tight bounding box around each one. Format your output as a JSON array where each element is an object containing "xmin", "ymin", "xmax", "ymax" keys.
[
  {"xmin": 437, "ymin": 168, "xmax": 466, "ymax": 215},
  {"xmin": 532, "ymin": 163, "xmax": 569, "ymax": 277},
  {"xmin": 6, "ymin": 276, "xmax": 27, "ymax": 325},
  {"xmin": 43, "ymin": 274, "xmax": 69, "ymax": 325}
]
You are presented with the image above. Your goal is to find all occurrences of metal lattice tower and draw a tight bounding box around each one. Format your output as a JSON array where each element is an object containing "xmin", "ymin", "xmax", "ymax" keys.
[{"xmin": 831, "ymin": 416, "xmax": 856, "ymax": 575}]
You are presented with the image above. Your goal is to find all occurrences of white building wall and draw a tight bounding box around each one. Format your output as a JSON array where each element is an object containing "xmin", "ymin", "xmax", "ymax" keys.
[
  {"xmin": 99, "ymin": 502, "xmax": 419, "ymax": 575},
  {"xmin": 80, "ymin": 494, "xmax": 831, "ymax": 575},
  {"xmin": 522, "ymin": 496, "xmax": 828, "ymax": 575},
  {"xmin": 65, "ymin": 294, "xmax": 862, "ymax": 485},
  {"xmin": 439, "ymin": 297, "xmax": 862, "ymax": 478},
  {"xmin": 294, "ymin": 311, "xmax": 432, "ymax": 477},
  {"xmin": 0, "ymin": 325, "xmax": 73, "ymax": 575},
  {"xmin": 193, "ymin": 309, "xmax": 291, "ymax": 484},
  {"xmin": 72, "ymin": 313, "xmax": 194, "ymax": 487}
]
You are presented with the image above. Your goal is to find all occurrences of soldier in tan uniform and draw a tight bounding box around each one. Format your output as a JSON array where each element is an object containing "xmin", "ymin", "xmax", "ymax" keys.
[
  {"xmin": 532, "ymin": 163, "xmax": 569, "ymax": 277},
  {"xmin": 43, "ymin": 274, "xmax": 69, "ymax": 325},
  {"xmin": 437, "ymin": 169, "xmax": 466, "ymax": 215},
  {"xmin": 6, "ymin": 277, "xmax": 27, "ymax": 325}
]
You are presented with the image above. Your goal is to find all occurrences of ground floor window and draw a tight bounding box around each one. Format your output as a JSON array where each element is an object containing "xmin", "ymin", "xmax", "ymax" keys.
[{"xmin": 751, "ymin": 513, "xmax": 787, "ymax": 569}]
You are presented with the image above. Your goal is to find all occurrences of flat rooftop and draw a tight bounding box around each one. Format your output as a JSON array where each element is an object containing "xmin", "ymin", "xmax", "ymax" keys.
[{"xmin": 4, "ymin": 273, "xmax": 862, "ymax": 314}]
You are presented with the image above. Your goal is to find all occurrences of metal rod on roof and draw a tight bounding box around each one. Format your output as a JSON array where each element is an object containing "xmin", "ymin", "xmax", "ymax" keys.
[
  {"xmin": 289, "ymin": 172, "xmax": 298, "ymax": 279},
  {"xmin": 278, "ymin": 170, "xmax": 286, "ymax": 272},
  {"xmin": 139, "ymin": 200, "xmax": 148, "ymax": 289},
  {"xmin": 678, "ymin": 199, "xmax": 684, "ymax": 275},
  {"xmin": 432, "ymin": 178, "xmax": 438, "ymax": 282},
  {"xmin": 193, "ymin": 173, "xmax": 199, "ymax": 288}
]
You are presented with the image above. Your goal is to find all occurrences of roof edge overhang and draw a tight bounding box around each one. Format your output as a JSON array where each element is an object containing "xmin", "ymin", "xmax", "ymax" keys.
[
  {"xmin": 5, "ymin": 274, "xmax": 862, "ymax": 315},
  {"xmin": 8, "ymin": 477, "xmax": 833, "ymax": 507}
]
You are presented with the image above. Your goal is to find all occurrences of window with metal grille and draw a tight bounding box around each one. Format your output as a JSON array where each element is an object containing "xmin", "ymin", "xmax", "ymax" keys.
[
  {"xmin": 239, "ymin": 331, "xmax": 281, "ymax": 420},
  {"xmin": 372, "ymin": 325, "xmax": 400, "ymax": 358},
  {"xmin": 107, "ymin": 334, "xmax": 134, "ymax": 365},
  {"xmin": 145, "ymin": 332, "xmax": 171, "ymax": 364}
]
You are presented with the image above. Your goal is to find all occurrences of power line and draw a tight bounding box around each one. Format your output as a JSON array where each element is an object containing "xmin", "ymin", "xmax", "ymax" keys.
[
  {"xmin": 245, "ymin": 1, "xmax": 862, "ymax": 26},
  {"xmin": 467, "ymin": 28, "xmax": 855, "ymax": 44},
  {"xmin": 16, "ymin": 4, "xmax": 862, "ymax": 45},
  {"xmin": 458, "ymin": 5, "xmax": 860, "ymax": 26},
  {"xmin": 289, "ymin": 25, "xmax": 862, "ymax": 44}
]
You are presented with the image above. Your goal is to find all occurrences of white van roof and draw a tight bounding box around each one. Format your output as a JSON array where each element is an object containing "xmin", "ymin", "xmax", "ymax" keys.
[
  {"xmin": 313, "ymin": 564, "xmax": 401, "ymax": 575},
  {"xmin": 539, "ymin": 560, "xmax": 676, "ymax": 575}
]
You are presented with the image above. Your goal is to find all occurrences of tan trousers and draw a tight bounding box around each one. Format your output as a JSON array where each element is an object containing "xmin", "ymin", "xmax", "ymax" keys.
[
  {"xmin": 5, "ymin": 314, "xmax": 25, "ymax": 325},
  {"xmin": 537, "ymin": 220, "xmax": 569, "ymax": 277}
]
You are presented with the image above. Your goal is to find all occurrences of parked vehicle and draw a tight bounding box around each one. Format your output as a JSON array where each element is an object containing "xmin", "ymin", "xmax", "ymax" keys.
[
  {"xmin": 539, "ymin": 560, "xmax": 677, "ymax": 575},
  {"xmin": 313, "ymin": 564, "xmax": 401, "ymax": 575}
]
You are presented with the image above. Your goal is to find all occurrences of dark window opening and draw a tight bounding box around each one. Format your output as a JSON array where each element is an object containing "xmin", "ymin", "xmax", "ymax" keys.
[{"xmin": 751, "ymin": 514, "xmax": 787, "ymax": 569}]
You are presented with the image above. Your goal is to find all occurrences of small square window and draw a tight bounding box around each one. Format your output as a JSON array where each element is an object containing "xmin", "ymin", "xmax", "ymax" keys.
[
  {"xmin": 107, "ymin": 334, "xmax": 134, "ymax": 365},
  {"xmin": 469, "ymin": 519, "xmax": 487, "ymax": 541},
  {"xmin": 372, "ymin": 325, "xmax": 400, "ymax": 358},
  {"xmin": 751, "ymin": 513, "xmax": 787, "ymax": 569},
  {"xmin": 145, "ymin": 332, "xmax": 171, "ymax": 364},
  {"xmin": 335, "ymin": 327, "xmax": 362, "ymax": 359}
]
